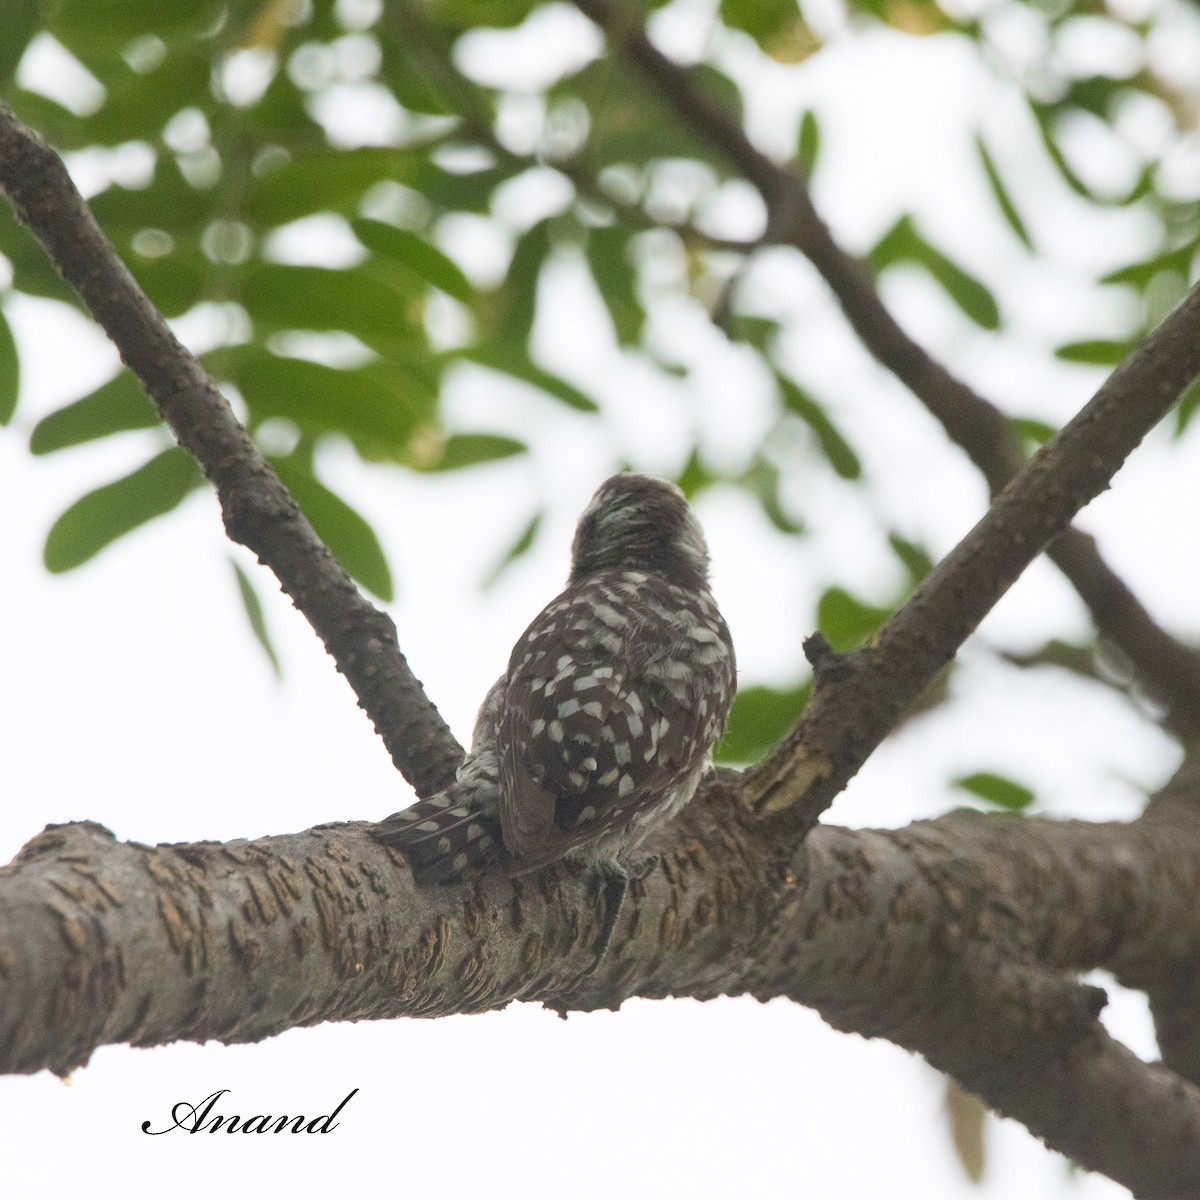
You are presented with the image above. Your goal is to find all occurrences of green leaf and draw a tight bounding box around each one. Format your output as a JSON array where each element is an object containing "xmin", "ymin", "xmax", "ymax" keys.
[
  {"xmin": 55, "ymin": 0, "xmax": 225, "ymax": 44},
  {"xmin": 88, "ymin": 160, "xmax": 215, "ymax": 236},
  {"xmin": 676, "ymin": 447, "xmax": 720, "ymax": 499},
  {"xmin": 495, "ymin": 219, "xmax": 552, "ymax": 348},
  {"xmin": 423, "ymin": 434, "xmax": 526, "ymax": 471},
  {"xmin": 1029, "ymin": 104, "xmax": 1094, "ymax": 202},
  {"xmin": 241, "ymin": 263, "xmax": 420, "ymax": 352},
  {"xmin": 351, "ymin": 219, "xmax": 474, "ymax": 304},
  {"xmin": 953, "ymin": 771, "xmax": 1035, "ymax": 811},
  {"xmin": 243, "ymin": 148, "xmax": 407, "ymax": 227},
  {"xmin": 380, "ymin": 40, "xmax": 453, "ymax": 115},
  {"xmin": 915, "ymin": 242, "xmax": 1000, "ymax": 331},
  {"xmin": 715, "ymin": 682, "xmax": 811, "ymax": 764},
  {"xmin": 0, "ymin": 309, "xmax": 19, "ymax": 425},
  {"xmin": 126, "ymin": 251, "xmax": 207, "ymax": 319},
  {"xmin": 585, "ymin": 226, "xmax": 644, "ymax": 346},
  {"xmin": 817, "ymin": 586, "xmax": 891, "ymax": 653},
  {"xmin": 552, "ymin": 60, "xmax": 737, "ymax": 174},
  {"xmin": 1011, "ymin": 416, "xmax": 1057, "ymax": 448},
  {"xmin": 720, "ymin": 0, "xmax": 799, "ymax": 45},
  {"xmin": 44, "ymin": 447, "xmax": 201, "ymax": 572},
  {"xmin": 231, "ymin": 349, "xmax": 434, "ymax": 459},
  {"xmin": 0, "ymin": 0, "xmax": 38, "ymax": 87},
  {"xmin": 741, "ymin": 456, "xmax": 804, "ymax": 535},
  {"xmin": 0, "ymin": 220, "xmax": 86, "ymax": 306},
  {"xmin": 1027, "ymin": 103, "xmax": 1148, "ymax": 206},
  {"xmin": 483, "ymin": 512, "xmax": 542, "ymax": 589},
  {"xmin": 457, "ymin": 346, "xmax": 599, "ymax": 413},
  {"xmin": 1004, "ymin": 638, "xmax": 1100, "ymax": 681},
  {"xmin": 777, "ymin": 377, "xmax": 862, "ymax": 479},
  {"xmin": 78, "ymin": 43, "xmax": 213, "ymax": 146},
  {"xmin": 975, "ymin": 136, "xmax": 1033, "ymax": 252},
  {"xmin": 427, "ymin": 0, "xmax": 541, "ymax": 31},
  {"xmin": 888, "ymin": 533, "xmax": 932, "ymax": 583},
  {"xmin": 271, "ymin": 456, "xmax": 394, "ymax": 601},
  {"xmin": 1054, "ymin": 340, "xmax": 1133, "ymax": 366},
  {"xmin": 869, "ymin": 215, "xmax": 1000, "ymax": 330},
  {"xmin": 1101, "ymin": 244, "xmax": 1197, "ymax": 290},
  {"xmin": 31, "ymin": 371, "xmax": 159, "ymax": 454},
  {"xmin": 728, "ymin": 315, "xmax": 780, "ymax": 352},
  {"xmin": 232, "ymin": 560, "xmax": 280, "ymax": 677},
  {"xmin": 7, "ymin": 92, "xmax": 86, "ymax": 152},
  {"xmin": 399, "ymin": 159, "xmax": 515, "ymax": 213},
  {"xmin": 796, "ymin": 110, "xmax": 820, "ymax": 175},
  {"xmin": 1064, "ymin": 76, "xmax": 1121, "ymax": 121},
  {"xmin": 1174, "ymin": 376, "xmax": 1200, "ymax": 436}
]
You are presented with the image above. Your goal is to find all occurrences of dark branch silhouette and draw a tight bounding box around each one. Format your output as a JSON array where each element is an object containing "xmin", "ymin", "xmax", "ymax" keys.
[{"xmin": 0, "ymin": 102, "xmax": 463, "ymax": 799}]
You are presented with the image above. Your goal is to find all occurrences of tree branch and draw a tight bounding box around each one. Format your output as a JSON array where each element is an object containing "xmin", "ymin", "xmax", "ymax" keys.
[
  {"xmin": 571, "ymin": 0, "xmax": 1200, "ymax": 739},
  {"xmin": 0, "ymin": 102, "xmax": 463, "ymax": 798},
  {"xmin": 4, "ymin": 768, "xmax": 1200, "ymax": 1196},
  {"xmin": 742, "ymin": 278, "xmax": 1200, "ymax": 824},
  {"xmin": 1139, "ymin": 769, "xmax": 1200, "ymax": 1087}
]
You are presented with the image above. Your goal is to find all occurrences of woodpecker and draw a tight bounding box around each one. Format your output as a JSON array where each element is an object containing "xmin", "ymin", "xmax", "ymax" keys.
[{"xmin": 373, "ymin": 473, "xmax": 736, "ymax": 895}]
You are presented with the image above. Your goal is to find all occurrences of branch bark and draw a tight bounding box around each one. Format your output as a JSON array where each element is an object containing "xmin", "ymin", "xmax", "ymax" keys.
[
  {"xmin": 0, "ymin": 102, "xmax": 463, "ymax": 798},
  {"xmin": 572, "ymin": 0, "xmax": 1200, "ymax": 739},
  {"xmin": 4, "ymin": 769, "xmax": 1200, "ymax": 1197}
]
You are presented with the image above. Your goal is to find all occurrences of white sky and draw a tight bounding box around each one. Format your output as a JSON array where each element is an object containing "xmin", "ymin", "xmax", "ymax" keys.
[{"xmin": 4, "ymin": 1, "xmax": 1200, "ymax": 1195}]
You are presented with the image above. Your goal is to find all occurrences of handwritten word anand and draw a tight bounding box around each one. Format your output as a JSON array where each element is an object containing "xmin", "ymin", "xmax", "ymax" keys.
[{"xmin": 141, "ymin": 1088, "xmax": 358, "ymax": 1135}]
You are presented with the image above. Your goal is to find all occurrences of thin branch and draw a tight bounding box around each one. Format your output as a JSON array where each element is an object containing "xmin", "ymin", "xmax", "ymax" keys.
[
  {"xmin": 4, "ymin": 770, "xmax": 1200, "ymax": 1195},
  {"xmin": 0, "ymin": 102, "xmax": 463, "ymax": 798},
  {"xmin": 571, "ymin": 0, "xmax": 1200, "ymax": 738}
]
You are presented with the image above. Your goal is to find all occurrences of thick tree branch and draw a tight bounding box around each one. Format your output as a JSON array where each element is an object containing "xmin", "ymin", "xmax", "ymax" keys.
[
  {"xmin": 4, "ymin": 769, "xmax": 1200, "ymax": 1196},
  {"xmin": 0, "ymin": 102, "xmax": 463, "ymax": 797},
  {"xmin": 572, "ymin": 0, "xmax": 1200, "ymax": 738}
]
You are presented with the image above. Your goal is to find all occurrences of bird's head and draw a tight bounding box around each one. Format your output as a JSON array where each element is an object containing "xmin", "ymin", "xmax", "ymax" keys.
[{"xmin": 569, "ymin": 473, "xmax": 711, "ymax": 589}]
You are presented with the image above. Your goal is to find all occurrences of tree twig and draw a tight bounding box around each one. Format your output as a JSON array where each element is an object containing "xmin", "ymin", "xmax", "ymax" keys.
[
  {"xmin": 571, "ymin": 0, "xmax": 1200, "ymax": 739},
  {"xmin": 0, "ymin": 102, "xmax": 464, "ymax": 798}
]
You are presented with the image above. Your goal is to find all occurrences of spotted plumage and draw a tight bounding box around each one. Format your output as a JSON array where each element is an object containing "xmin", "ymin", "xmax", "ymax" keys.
[{"xmin": 373, "ymin": 473, "xmax": 736, "ymax": 885}]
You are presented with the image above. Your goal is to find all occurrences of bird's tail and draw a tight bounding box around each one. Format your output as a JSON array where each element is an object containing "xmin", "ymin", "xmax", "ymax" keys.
[
  {"xmin": 374, "ymin": 677, "xmax": 506, "ymax": 884},
  {"xmin": 373, "ymin": 795, "xmax": 502, "ymax": 884},
  {"xmin": 373, "ymin": 771, "xmax": 504, "ymax": 885}
]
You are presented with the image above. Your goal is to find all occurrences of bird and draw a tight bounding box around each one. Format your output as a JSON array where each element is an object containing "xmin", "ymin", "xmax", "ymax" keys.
[{"xmin": 373, "ymin": 473, "xmax": 736, "ymax": 914}]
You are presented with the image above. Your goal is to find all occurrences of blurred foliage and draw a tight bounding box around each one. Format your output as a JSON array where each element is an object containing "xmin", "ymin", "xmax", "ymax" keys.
[
  {"xmin": 1, "ymin": 0, "xmax": 1198, "ymax": 776},
  {"xmin": 954, "ymin": 771, "xmax": 1037, "ymax": 811}
]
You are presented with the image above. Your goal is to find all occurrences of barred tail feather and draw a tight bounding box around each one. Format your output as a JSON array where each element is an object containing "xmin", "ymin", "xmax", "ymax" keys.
[{"xmin": 374, "ymin": 793, "xmax": 503, "ymax": 885}]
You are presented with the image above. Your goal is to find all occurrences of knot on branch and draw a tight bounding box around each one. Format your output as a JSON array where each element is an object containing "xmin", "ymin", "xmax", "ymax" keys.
[{"xmin": 803, "ymin": 632, "xmax": 850, "ymax": 685}]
